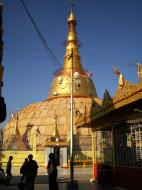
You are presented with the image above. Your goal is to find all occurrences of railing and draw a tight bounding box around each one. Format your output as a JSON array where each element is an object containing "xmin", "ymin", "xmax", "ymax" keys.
[{"xmin": 67, "ymin": 159, "xmax": 93, "ymax": 167}]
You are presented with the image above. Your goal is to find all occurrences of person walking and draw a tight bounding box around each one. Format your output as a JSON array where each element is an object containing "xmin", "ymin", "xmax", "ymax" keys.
[
  {"xmin": 47, "ymin": 153, "xmax": 59, "ymax": 190},
  {"xmin": 25, "ymin": 154, "xmax": 38, "ymax": 190},
  {"xmin": 6, "ymin": 156, "xmax": 13, "ymax": 185},
  {"xmin": 18, "ymin": 158, "xmax": 28, "ymax": 190}
]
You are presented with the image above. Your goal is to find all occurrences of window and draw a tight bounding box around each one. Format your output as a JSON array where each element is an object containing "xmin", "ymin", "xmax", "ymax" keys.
[
  {"xmin": 114, "ymin": 123, "xmax": 142, "ymax": 167},
  {"xmin": 96, "ymin": 127, "xmax": 112, "ymax": 164}
]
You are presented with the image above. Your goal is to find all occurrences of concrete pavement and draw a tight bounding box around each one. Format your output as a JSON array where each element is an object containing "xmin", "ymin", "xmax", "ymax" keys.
[
  {"xmin": 0, "ymin": 167, "xmax": 127, "ymax": 190},
  {"xmin": 0, "ymin": 182, "xmax": 124, "ymax": 190}
]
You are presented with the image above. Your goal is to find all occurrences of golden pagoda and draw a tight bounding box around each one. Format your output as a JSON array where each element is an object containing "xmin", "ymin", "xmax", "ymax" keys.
[{"xmin": 2, "ymin": 2, "xmax": 101, "ymax": 166}]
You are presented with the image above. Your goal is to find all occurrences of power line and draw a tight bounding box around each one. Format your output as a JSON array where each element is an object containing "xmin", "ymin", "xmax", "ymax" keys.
[
  {"xmin": 20, "ymin": 0, "xmax": 62, "ymax": 69},
  {"xmin": 5, "ymin": 47, "xmax": 140, "ymax": 64},
  {"xmin": 10, "ymin": 0, "xmax": 142, "ymax": 74}
]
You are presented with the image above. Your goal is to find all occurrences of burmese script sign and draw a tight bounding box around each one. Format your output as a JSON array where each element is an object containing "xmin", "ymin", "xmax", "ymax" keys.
[{"xmin": 74, "ymin": 136, "xmax": 92, "ymax": 151}]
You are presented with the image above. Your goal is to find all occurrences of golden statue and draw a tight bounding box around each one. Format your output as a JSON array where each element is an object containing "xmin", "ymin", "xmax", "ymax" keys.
[{"xmin": 113, "ymin": 66, "xmax": 124, "ymax": 88}]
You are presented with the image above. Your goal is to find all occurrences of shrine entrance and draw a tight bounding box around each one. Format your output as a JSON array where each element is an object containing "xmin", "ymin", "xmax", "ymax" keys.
[{"xmin": 44, "ymin": 142, "xmax": 68, "ymax": 167}]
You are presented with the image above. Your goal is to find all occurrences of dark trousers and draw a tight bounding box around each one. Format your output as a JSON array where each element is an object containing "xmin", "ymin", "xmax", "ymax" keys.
[
  {"xmin": 25, "ymin": 175, "xmax": 36, "ymax": 190},
  {"xmin": 6, "ymin": 170, "xmax": 12, "ymax": 185},
  {"xmin": 21, "ymin": 174, "xmax": 26, "ymax": 182},
  {"xmin": 48, "ymin": 172, "xmax": 59, "ymax": 190}
]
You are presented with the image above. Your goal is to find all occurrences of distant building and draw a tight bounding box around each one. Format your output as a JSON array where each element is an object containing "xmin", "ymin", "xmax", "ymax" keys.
[{"xmin": 0, "ymin": 1, "xmax": 6, "ymax": 123}]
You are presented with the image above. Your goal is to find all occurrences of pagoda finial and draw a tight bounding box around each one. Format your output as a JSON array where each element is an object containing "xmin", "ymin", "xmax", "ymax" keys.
[
  {"xmin": 66, "ymin": 0, "xmax": 77, "ymax": 51},
  {"xmin": 68, "ymin": 0, "xmax": 76, "ymax": 23},
  {"xmin": 70, "ymin": 0, "xmax": 74, "ymax": 13}
]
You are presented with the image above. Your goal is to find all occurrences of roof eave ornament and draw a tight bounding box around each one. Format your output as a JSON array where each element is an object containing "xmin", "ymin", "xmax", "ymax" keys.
[{"xmin": 113, "ymin": 65, "xmax": 125, "ymax": 88}]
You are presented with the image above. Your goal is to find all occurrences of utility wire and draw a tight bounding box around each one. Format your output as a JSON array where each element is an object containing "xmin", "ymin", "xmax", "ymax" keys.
[
  {"xmin": 20, "ymin": 0, "xmax": 62, "ymax": 69},
  {"xmin": 5, "ymin": 47, "xmax": 139, "ymax": 65},
  {"xmin": 16, "ymin": 0, "xmax": 142, "ymax": 77}
]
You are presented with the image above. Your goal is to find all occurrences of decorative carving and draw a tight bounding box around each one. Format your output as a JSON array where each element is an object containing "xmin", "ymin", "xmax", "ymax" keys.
[{"xmin": 114, "ymin": 80, "xmax": 139, "ymax": 102}]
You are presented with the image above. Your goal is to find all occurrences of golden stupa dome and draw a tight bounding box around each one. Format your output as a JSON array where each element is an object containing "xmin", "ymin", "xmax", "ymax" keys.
[{"xmin": 3, "ymin": 97, "xmax": 96, "ymax": 150}]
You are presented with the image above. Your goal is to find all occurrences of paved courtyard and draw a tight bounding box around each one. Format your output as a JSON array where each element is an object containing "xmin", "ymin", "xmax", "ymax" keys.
[
  {"xmin": 0, "ymin": 167, "xmax": 127, "ymax": 190},
  {"xmin": 1, "ymin": 166, "xmax": 94, "ymax": 183},
  {"xmin": 0, "ymin": 183, "xmax": 121, "ymax": 190}
]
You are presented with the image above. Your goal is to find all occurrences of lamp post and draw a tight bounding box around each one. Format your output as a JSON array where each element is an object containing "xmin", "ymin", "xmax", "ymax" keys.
[
  {"xmin": 52, "ymin": 47, "xmax": 78, "ymax": 189},
  {"xmin": 67, "ymin": 48, "xmax": 78, "ymax": 190},
  {"xmin": 67, "ymin": 47, "xmax": 74, "ymax": 182},
  {"xmin": 70, "ymin": 48, "xmax": 74, "ymax": 182}
]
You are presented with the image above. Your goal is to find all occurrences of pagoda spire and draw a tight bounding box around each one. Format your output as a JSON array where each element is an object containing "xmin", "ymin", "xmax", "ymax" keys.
[
  {"xmin": 64, "ymin": 1, "xmax": 84, "ymax": 74},
  {"xmin": 66, "ymin": 0, "xmax": 78, "ymax": 48},
  {"xmin": 48, "ymin": 2, "xmax": 97, "ymax": 99}
]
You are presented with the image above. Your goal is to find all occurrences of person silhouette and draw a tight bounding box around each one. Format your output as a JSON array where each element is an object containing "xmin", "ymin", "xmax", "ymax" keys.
[
  {"xmin": 47, "ymin": 153, "xmax": 59, "ymax": 190},
  {"xmin": 6, "ymin": 156, "xmax": 13, "ymax": 185},
  {"xmin": 0, "ymin": 162, "xmax": 5, "ymax": 184},
  {"xmin": 25, "ymin": 154, "xmax": 38, "ymax": 190},
  {"xmin": 20, "ymin": 158, "xmax": 28, "ymax": 182}
]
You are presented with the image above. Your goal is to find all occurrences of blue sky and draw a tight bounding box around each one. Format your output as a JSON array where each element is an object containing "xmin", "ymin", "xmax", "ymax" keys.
[{"xmin": 2, "ymin": 0, "xmax": 142, "ymax": 124}]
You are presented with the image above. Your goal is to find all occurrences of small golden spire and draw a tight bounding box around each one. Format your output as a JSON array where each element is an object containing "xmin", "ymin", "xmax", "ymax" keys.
[{"xmin": 51, "ymin": 115, "xmax": 59, "ymax": 141}]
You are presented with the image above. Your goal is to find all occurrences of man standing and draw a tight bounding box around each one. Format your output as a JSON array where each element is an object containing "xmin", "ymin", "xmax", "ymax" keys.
[
  {"xmin": 25, "ymin": 154, "xmax": 38, "ymax": 190},
  {"xmin": 47, "ymin": 153, "xmax": 59, "ymax": 190},
  {"xmin": 6, "ymin": 156, "xmax": 13, "ymax": 185}
]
